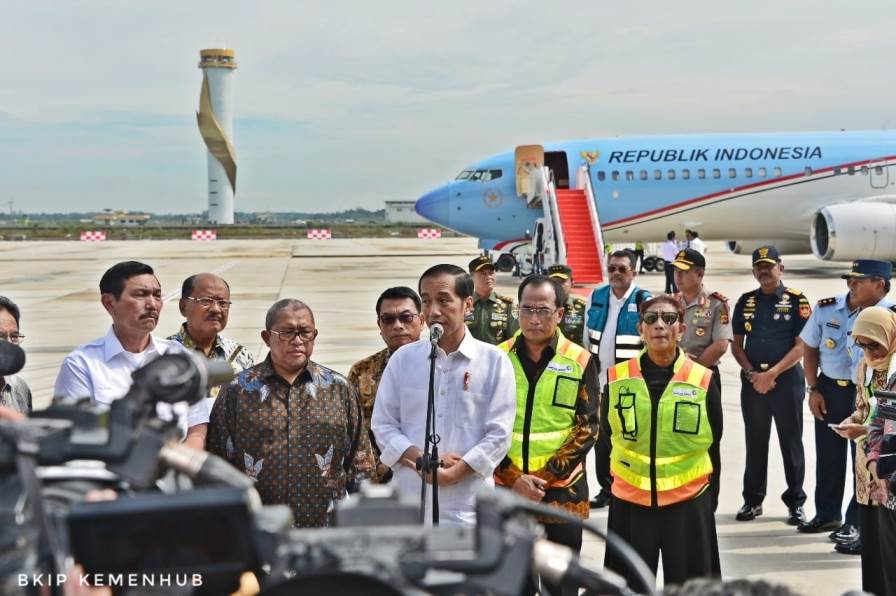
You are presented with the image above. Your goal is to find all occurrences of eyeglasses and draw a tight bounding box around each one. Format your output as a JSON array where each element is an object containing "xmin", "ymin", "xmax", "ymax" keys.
[
  {"xmin": 855, "ymin": 339, "xmax": 884, "ymax": 351},
  {"xmin": 185, "ymin": 297, "xmax": 232, "ymax": 310},
  {"xmin": 641, "ymin": 311, "xmax": 680, "ymax": 325},
  {"xmin": 270, "ymin": 328, "xmax": 317, "ymax": 343},
  {"xmin": 0, "ymin": 333, "xmax": 24, "ymax": 345},
  {"xmin": 607, "ymin": 265, "xmax": 630, "ymax": 273},
  {"xmin": 519, "ymin": 306, "xmax": 557, "ymax": 319},
  {"xmin": 378, "ymin": 312, "xmax": 420, "ymax": 325}
]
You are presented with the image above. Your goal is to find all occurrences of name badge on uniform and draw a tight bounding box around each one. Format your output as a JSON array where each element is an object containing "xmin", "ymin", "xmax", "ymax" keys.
[
  {"xmin": 826, "ymin": 320, "xmax": 841, "ymax": 329},
  {"xmin": 628, "ymin": 303, "xmax": 638, "ymax": 313},
  {"xmin": 547, "ymin": 362, "xmax": 574, "ymax": 374},
  {"xmin": 672, "ymin": 387, "xmax": 698, "ymax": 398}
]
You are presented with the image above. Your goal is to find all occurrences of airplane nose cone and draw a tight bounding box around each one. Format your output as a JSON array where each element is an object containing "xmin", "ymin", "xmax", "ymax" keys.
[{"xmin": 415, "ymin": 186, "xmax": 450, "ymax": 225}]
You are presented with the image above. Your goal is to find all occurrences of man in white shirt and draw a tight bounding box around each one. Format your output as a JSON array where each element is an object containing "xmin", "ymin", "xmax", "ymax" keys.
[
  {"xmin": 686, "ymin": 229, "xmax": 707, "ymax": 255},
  {"xmin": 662, "ymin": 231, "xmax": 680, "ymax": 293},
  {"xmin": 54, "ymin": 261, "xmax": 209, "ymax": 449},
  {"xmin": 371, "ymin": 263, "xmax": 516, "ymax": 526}
]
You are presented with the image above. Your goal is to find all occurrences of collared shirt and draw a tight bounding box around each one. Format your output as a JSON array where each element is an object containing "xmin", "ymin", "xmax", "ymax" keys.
[
  {"xmin": 168, "ymin": 322, "xmax": 255, "ymax": 410},
  {"xmin": 53, "ymin": 327, "xmax": 209, "ymax": 436},
  {"xmin": 799, "ymin": 293, "xmax": 859, "ymax": 381},
  {"xmin": 371, "ymin": 329, "xmax": 517, "ymax": 526},
  {"xmin": 662, "ymin": 240, "xmax": 680, "ymax": 261},
  {"xmin": 732, "ymin": 283, "xmax": 811, "ymax": 369},
  {"xmin": 677, "ymin": 287, "xmax": 733, "ymax": 366},
  {"xmin": 466, "ymin": 291, "xmax": 519, "ymax": 345},
  {"xmin": 0, "ymin": 375, "xmax": 31, "ymax": 414},
  {"xmin": 688, "ymin": 237, "xmax": 706, "ymax": 255},
  {"xmin": 207, "ymin": 357, "xmax": 375, "ymax": 528},
  {"xmin": 597, "ymin": 285, "xmax": 634, "ymax": 385},
  {"xmin": 347, "ymin": 347, "xmax": 393, "ymax": 483}
]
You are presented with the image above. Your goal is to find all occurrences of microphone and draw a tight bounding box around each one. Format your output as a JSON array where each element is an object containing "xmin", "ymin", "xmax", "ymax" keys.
[
  {"xmin": 159, "ymin": 442, "xmax": 256, "ymax": 490},
  {"xmin": 533, "ymin": 538, "xmax": 629, "ymax": 593},
  {"xmin": 0, "ymin": 341, "xmax": 25, "ymax": 376},
  {"xmin": 429, "ymin": 323, "xmax": 444, "ymax": 345}
]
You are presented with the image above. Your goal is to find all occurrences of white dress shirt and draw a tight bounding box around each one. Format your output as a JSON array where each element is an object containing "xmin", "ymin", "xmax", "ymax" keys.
[
  {"xmin": 371, "ymin": 329, "xmax": 516, "ymax": 526},
  {"xmin": 662, "ymin": 240, "xmax": 680, "ymax": 261},
  {"xmin": 598, "ymin": 285, "xmax": 635, "ymax": 386},
  {"xmin": 689, "ymin": 236, "xmax": 706, "ymax": 255},
  {"xmin": 54, "ymin": 326, "xmax": 209, "ymax": 436}
]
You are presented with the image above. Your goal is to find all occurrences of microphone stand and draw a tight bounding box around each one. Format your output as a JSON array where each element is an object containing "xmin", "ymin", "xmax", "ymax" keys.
[{"xmin": 417, "ymin": 337, "xmax": 441, "ymax": 525}]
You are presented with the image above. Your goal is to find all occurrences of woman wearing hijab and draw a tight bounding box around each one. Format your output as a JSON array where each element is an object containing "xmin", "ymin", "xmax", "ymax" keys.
[{"xmin": 833, "ymin": 306, "xmax": 896, "ymax": 595}]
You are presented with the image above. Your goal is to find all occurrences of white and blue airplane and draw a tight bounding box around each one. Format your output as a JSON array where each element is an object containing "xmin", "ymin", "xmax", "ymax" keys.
[{"xmin": 414, "ymin": 131, "xmax": 896, "ymax": 262}]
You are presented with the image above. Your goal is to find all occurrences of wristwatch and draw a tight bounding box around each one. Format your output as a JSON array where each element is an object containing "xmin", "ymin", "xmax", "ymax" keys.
[
  {"xmin": 807, "ymin": 385, "xmax": 818, "ymax": 393},
  {"xmin": 744, "ymin": 369, "xmax": 755, "ymax": 380}
]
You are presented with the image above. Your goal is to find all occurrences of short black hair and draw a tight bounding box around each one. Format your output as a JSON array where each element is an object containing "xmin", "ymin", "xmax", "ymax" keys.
[
  {"xmin": 181, "ymin": 273, "xmax": 230, "ymax": 298},
  {"xmin": 518, "ymin": 274, "xmax": 565, "ymax": 308},
  {"xmin": 0, "ymin": 296, "xmax": 21, "ymax": 326},
  {"xmin": 609, "ymin": 249, "xmax": 636, "ymax": 270},
  {"xmin": 667, "ymin": 231, "xmax": 676, "ymax": 240},
  {"xmin": 376, "ymin": 286, "xmax": 422, "ymax": 315},
  {"xmin": 690, "ymin": 230, "xmax": 699, "ymax": 238},
  {"xmin": 419, "ymin": 264, "xmax": 474, "ymax": 300},
  {"xmin": 99, "ymin": 261, "xmax": 155, "ymax": 299},
  {"xmin": 265, "ymin": 298, "xmax": 313, "ymax": 330}
]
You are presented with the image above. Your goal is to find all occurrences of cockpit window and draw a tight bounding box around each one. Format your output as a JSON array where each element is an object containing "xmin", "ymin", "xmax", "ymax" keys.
[{"xmin": 456, "ymin": 169, "xmax": 503, "ymax": 182}]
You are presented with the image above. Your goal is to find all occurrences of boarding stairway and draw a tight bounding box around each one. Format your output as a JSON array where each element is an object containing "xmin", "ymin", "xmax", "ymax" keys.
[{"xmin": 532, "ymin": 165, "xmax": 606, "ymax": 284}]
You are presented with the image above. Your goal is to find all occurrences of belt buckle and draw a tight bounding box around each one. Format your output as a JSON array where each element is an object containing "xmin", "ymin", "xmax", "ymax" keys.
[{"xmin": 836, "ymin": 379, "xmax": 849, "ymax": 387}]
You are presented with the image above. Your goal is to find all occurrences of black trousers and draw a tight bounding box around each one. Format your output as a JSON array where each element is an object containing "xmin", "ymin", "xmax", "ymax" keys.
[
  {"xmin": 605, "ymin": 490, "xmax": 720, "ymax": 589},
  {"xmin": 740, "ymin": 366, "xmax": 807, "ymax": 508},
  {"xmin": 664, "ymin": 265, "xmax": 677, "ymax": 294},
  {"xmin": 634, "ymin": 249, "xmax": 645, "ymax": 272},
  {"xmin": 708, "ymin": 365, "xmax": 723, "ymax": 512},
  {"xmin": 878, "ymin": 506, "xmax": 896, "ymax": 596},
  {"xmin": 525, "ymin": 522, "xmax": 583, "ymax": 596},
  {"xmin": 859, "ymin": 503, "xmax": 886, "ymax": 596},
  {"xmin": 813, "ymin": 374, "xmax": 858, "ymax": 524}
]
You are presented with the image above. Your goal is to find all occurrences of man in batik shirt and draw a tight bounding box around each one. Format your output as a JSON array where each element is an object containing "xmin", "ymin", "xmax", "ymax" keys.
[
  {"xmin": 347, "ymin": 286, "xmax": 424, "ymax": 483},
  {"xmin": 208, "ymin": 299, "xmax": 374, "ymax": 528}
]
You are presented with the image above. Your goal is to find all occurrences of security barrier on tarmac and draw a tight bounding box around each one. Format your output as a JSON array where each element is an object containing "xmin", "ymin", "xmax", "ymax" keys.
[
  {"xmin": 191, "ymin": 229, "xmax": 217, "ymax": 241},
  {"xmin": 307, "ymin": 229, "xmax": 332, "ymax": 240},
  {"xmin": 417, "ymin": 228, "xmax": 442, "ymax": 239},
  {"xmin": 79, "ymin": 231, "xmax": 107, "ymax": 242}
]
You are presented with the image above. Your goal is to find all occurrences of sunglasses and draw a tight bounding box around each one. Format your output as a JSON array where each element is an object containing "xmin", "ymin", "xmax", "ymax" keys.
[
  {"xmin": 641, "ymin": 311, "xmax": 680, "ymax": 325},
  {"xmin": 854, "ymin": 339, "xmax": 884, "ymax": 351},
  {"xmin": 608, "ymin": 265, "xmax": 631, "ymax": 273},
  {"xmin": 378, "ymin": 312, "xmax": 419, "ymax": 325}
]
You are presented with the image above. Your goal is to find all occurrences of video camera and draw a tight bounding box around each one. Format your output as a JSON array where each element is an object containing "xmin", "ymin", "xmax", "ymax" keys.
[
  {"xmin": 872, "ymin": 390, "xmax": 896, "ymax": 492},
  {"xmin": 0, "ymin": 341, "xmax": 657, "ymax": 595}
]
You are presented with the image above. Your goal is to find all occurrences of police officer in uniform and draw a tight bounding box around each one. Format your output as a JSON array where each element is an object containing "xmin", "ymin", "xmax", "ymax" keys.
[
  {"xmin": 796, "ymin": 259, "xmax": 892, "ymax": 545},
  {"xmin": 466, "ymin": 255, "xmax": 519, "ymax": 344},
  {"xmin": 731, "ymin": 246, "xmax": 810, "ymax": 525},
  {"xmin": 671, "ymin": 248, "xmax": 732, "ymax": 509},
  {"xmin": 547, "ymin": 264, "xmax": 587, "ymax": 347}
]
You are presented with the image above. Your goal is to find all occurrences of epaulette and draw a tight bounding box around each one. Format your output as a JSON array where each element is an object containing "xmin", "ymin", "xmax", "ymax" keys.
[
  {"xmin": 784, "ymin": 287, "xmax": 804, "ymax": 296},
  {"xmin": 710, "ymin": 291, "xmax": 728, "ymax": 303},
  {"xmin": 817, "ymin": 296, "xmax": 837, "ymax": 307},
  {"xmin": 571, "ymin": 294, "xmax": 588, "ymax": 306},
  {"xmin": 496, "ymin": 293, "xmax": 515, "ymax": 304}
]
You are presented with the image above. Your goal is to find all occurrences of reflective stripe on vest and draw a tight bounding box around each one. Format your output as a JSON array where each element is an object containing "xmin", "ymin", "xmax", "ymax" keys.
[
  {"xmin": 606, "ymin": 349, "xmax": 714, "ymax": 507},
  {"xmin": 499, "ymin": 332, "xmax": 589, "ymax": 478}
]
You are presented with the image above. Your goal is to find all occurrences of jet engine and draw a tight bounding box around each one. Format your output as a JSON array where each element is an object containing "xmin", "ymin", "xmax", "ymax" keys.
[
  {"xmin": 811, "ymin": 202, "xmax": 896, "ymax": 261},
  {"xmin": 725, "ymin": 240, "xmax": 812, "ymax": 256}
]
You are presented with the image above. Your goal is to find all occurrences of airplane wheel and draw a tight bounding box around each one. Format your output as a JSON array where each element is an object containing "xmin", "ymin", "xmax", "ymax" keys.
[
  {"xmin": 654, "ymin": 258, "xmax": 666, "ymax": 272},
  {"xmin": 643, "ymin": 256, "xmax": 657, "ymax": 272}
]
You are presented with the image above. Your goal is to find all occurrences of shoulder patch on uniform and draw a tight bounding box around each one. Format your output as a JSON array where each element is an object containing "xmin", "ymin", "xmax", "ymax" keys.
[
  {"xmin": 710, "ymin": 291, "xmax": 728, "ymax": 303},
  {"xmin": 817, "ymin": 296, "xmax": 837, "ymax": 307},
  {"xmin": 784, "ymin": 287, "xmax": 804, "ymax": 296},
  {"xmin": 497, "ymin": 294, "xmax": 515, "ymax": 304},
  {"xmin": 572, "ymin": 295, "xmax": 588, "ymax": 307}
]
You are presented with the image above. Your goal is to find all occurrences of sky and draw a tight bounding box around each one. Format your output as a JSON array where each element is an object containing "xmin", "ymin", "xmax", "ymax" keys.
[{"xmin": 2, "ymin": 1, "xmax": 896, "ymax": 214}]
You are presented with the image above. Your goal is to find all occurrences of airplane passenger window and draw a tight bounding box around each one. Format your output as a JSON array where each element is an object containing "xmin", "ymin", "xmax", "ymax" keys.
[
  {"xmin": 728, "ymin": 168, "xmax": 736, "ymax": 178},
  {"xmin": 489, "ymin": 169, "xmax": 503, "ymax": 180},
  {"xmin": 668, "ymin": 169, "xmax": 676, "ymax": 180},
  {"xmin": 804, "ymin": 167, "xmax": 813, "ymax": 176},
  {"xmin": 875, "ymin": 166, "xmax": 884, "ymax": 175},
  {"xmin": 758, "ymin": 167, "xmax": 767, "ymax": 177},
  {"xmin": 744, "ymin": 167, "xmax": 753, "ymax": 178},
  {"xmin": 612, "ymin": 171, "xmax": 620, "ymax": 181},
  {"xmin": 455, "ymin": 170, "xmax": 474, "ymax": 180},
  {"xmin": 626, "ymin": 171, "xmax": 634, "ymax": 181},
  {"xmin": 712, "ymin": 169, "xmax": 721, "ymax": 179},
  {"xmin": 773, "ymin": 167, "xmax": 782, "ymax": 177},
  {"xmin": 698, "ymin": 169, "xmax": 706, "ymax": 179},
  {"xmin": 682, "ymin": 169, "xmax": 690, "ymax": 180},
  {"xmin": 597, "ymin": 171, "xmax": 606, "ymax": 181},
  {"xmin": 833, "ymin": 167, "xmax": 841, "ymax": 176},
  {"xmin": 654, "ymin": 170, "xmax": 662, "ymax": 180},
  {"xmin": 861, "ymin": 166, "xmax": 869, "ymax": 175},
  {"xmin": 640, "ymin": 170, "xmax": 648, "ymax": 180},
  {"xmin": 848, "ymin": 166, "xmax": 855, "ymax": 176}
]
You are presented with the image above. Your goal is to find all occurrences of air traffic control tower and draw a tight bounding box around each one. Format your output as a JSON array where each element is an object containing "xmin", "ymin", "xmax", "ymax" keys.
[{"xmin": 197, "ymin": 48, "xmax": 237, "ymax": 224}]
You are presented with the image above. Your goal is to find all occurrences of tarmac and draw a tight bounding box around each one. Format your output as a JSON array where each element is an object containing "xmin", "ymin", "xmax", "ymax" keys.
[{"xmin": 3, "ymin": 238, "xmax": 865, "ymax": 594}]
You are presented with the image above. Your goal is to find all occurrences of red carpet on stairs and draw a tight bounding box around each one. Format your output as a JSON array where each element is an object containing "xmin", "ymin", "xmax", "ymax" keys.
[{"xmin": 554, "ymin": 189, "xmax": 604, "ymax": 284}]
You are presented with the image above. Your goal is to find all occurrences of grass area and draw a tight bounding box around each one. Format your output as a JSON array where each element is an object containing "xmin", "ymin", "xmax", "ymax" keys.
[{"xmin": 0, "ymin": 224, "xmax": 458, "ymax": 241}]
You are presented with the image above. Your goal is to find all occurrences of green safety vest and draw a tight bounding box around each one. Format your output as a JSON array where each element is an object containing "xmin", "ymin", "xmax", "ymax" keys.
[
  {"xmin": 498, "ymin": 331, "xmax": 591, "ymax": 481},
  {"xmin": 606, "ymin": 349, "xmax": 714, "ymax": 507}
]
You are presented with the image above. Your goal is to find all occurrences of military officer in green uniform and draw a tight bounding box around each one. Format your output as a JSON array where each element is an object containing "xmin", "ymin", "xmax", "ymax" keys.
[
  {"xmin": 548, "ymin": 263, "xmax": 588, "ymax": 347},
  {"xmin": 466, "ymin": 255, "xmax": 519, "ymax": 344}
]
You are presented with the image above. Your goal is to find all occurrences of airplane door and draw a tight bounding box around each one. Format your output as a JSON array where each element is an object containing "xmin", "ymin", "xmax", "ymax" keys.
[
  {"xmin": 515, "ymin": 145, "xmax": 545, "ymax": 197},
  {"xmin": 870, "ymin": 160, "xmax": 889, "ymax": 189}
]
